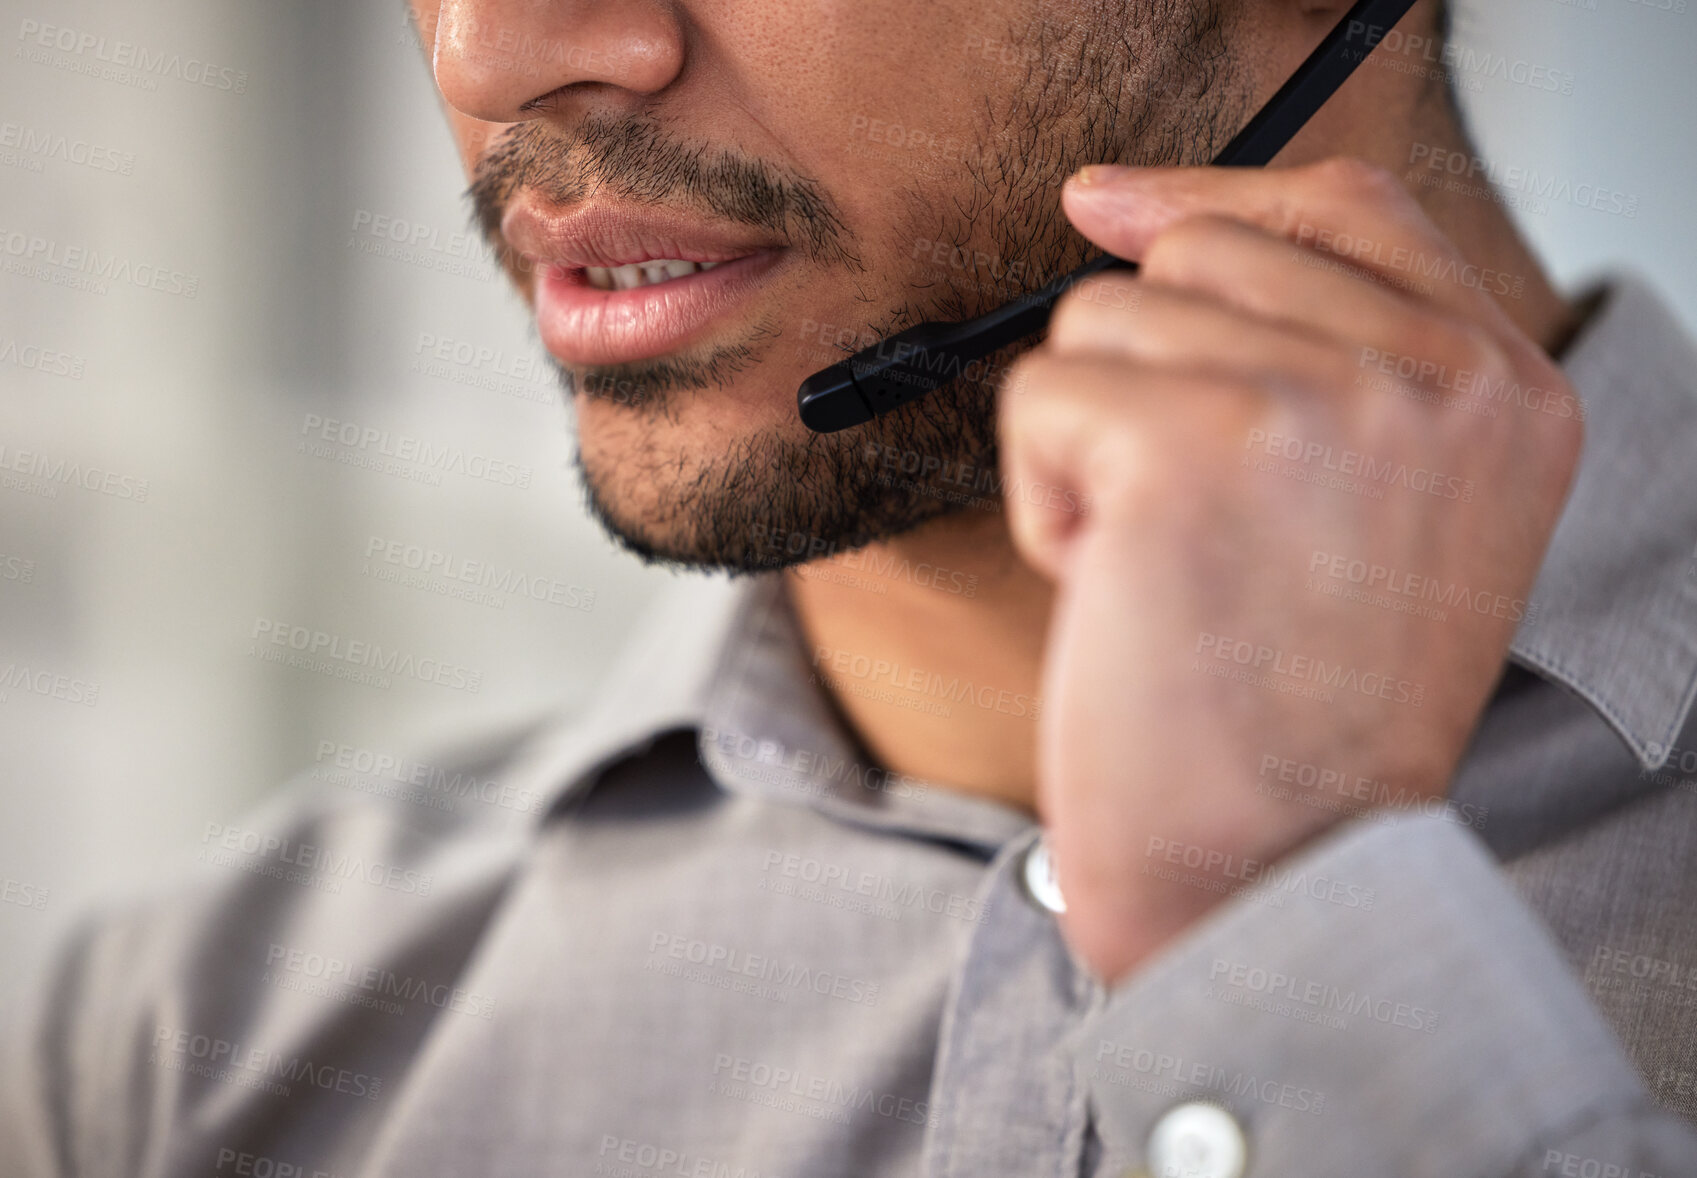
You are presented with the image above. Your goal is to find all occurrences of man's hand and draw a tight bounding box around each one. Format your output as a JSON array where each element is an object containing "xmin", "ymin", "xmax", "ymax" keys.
[{"xmin": 999, "ymin": 158, "xmax": 1584, "ymax": 984}]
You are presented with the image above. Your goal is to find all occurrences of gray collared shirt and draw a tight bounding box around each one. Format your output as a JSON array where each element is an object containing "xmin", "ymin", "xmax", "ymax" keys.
[{"xmin": 8, "ymin": 276, "xmax": 1697, "ymax": 1177}]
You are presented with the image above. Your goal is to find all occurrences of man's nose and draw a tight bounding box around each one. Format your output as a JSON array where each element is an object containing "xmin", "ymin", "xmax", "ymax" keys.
[{"xmin": 430, "ymin": 0, "xmax": 686, "ymax": 124}]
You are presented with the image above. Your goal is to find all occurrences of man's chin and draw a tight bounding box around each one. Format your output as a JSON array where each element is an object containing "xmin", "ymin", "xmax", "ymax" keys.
[{"xmin": 570, "ymin": 372, "xmax": 1001, "ymax": 574}]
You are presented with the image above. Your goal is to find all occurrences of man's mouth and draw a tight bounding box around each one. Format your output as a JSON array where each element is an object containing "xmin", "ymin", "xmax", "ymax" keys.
[{"xmin": 501, "ymin": 196, "xmax": 788, "ymax": 368}]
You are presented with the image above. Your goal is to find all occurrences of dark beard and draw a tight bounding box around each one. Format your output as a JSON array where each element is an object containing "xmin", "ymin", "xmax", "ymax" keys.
[{"xmin": 468, "ymin": 2, "xmax": 1246, "ymax": 573}]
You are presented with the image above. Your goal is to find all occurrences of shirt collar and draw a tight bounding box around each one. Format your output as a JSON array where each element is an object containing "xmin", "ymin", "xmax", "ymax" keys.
[
  {"xmin": 520, "ymin": 274, "xmax": 1697, "ymax": 829},
  {"xmin": 523, "ymin": 571, "xmax": 1033, "ymax": 853},
  {"xmin": 517, "ymin": 574, "xmax": 744, "ymax": 826},
  {"xmin": 1510, "ymin": 274, "xmax": 1697, "ymax": 771}
]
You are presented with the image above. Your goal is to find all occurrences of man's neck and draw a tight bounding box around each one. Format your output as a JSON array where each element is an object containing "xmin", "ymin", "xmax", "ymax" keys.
[
  {"xmin": 785, "ymin": 508, "xmax": 1052, "ymax": 816},
  {"xmin": 786, "ymin": 125, "xmax": 1579, "ymax": 819}
]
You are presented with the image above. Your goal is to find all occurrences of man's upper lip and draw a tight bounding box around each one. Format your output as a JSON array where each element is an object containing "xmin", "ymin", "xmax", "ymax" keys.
[{"xmin": 500, "ymin": 195, "xmax": 786, "ymax": 272}]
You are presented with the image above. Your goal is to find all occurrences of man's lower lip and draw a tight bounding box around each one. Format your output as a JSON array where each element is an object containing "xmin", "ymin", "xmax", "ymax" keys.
[{"xmin": 532, "ymin": 250, "xmax": 785, "ymax": 367}]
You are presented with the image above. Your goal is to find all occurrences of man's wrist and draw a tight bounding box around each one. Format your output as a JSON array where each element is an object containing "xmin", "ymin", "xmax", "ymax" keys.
[{"xmin": 1065, "ymin": 794, "xmax": 1358, "ymax": 982}]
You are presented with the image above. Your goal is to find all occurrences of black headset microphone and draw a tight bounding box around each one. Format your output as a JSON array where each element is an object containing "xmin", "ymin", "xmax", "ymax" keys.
[{"xmin": 795, "ymin": 0, "xmax": 1423, "ymax": 433}]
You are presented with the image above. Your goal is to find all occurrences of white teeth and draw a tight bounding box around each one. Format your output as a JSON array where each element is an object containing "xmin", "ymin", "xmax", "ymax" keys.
[{"xmin": 581, "ymin": 259, "xmax": 727, "ymax": 291}]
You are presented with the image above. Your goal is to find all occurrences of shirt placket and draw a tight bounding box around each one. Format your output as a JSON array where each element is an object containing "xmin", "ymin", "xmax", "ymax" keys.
[{"xmin": 923, "ymin": 828, "xmax": 1105, "ymax": 1178}]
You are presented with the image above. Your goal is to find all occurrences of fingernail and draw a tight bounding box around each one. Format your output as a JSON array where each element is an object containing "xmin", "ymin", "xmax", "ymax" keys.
[{"xmin": 1071, "ymin": 164, "xmax": 1142, "ymax": 189}]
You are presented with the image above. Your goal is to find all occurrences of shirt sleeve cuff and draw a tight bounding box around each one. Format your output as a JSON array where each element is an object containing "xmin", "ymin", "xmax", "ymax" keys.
[{"xmin": 1073, "ymin": 810, "xmax": 1654, "ymax": 1176}]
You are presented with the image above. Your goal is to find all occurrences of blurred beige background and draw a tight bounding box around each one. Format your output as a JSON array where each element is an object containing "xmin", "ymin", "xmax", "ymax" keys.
[{"xmin": 2, "ymin": 0, "xmax": 1695, "ymax": 1002}]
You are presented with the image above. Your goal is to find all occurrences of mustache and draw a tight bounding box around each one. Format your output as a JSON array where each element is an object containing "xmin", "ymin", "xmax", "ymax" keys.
[{"xmin": 467, "ymin": 116, "xmax": 860, "ymax": 267}]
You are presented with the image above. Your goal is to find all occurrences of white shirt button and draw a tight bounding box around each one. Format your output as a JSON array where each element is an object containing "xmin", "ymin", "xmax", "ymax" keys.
[
  {"xmin": 1021, "ymin": 834, "xmax": 1066, "ymax": 913},
  {"xmin": 1145, "ymin": 1102, "xmax": 1248, "ymax": 1178}
]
